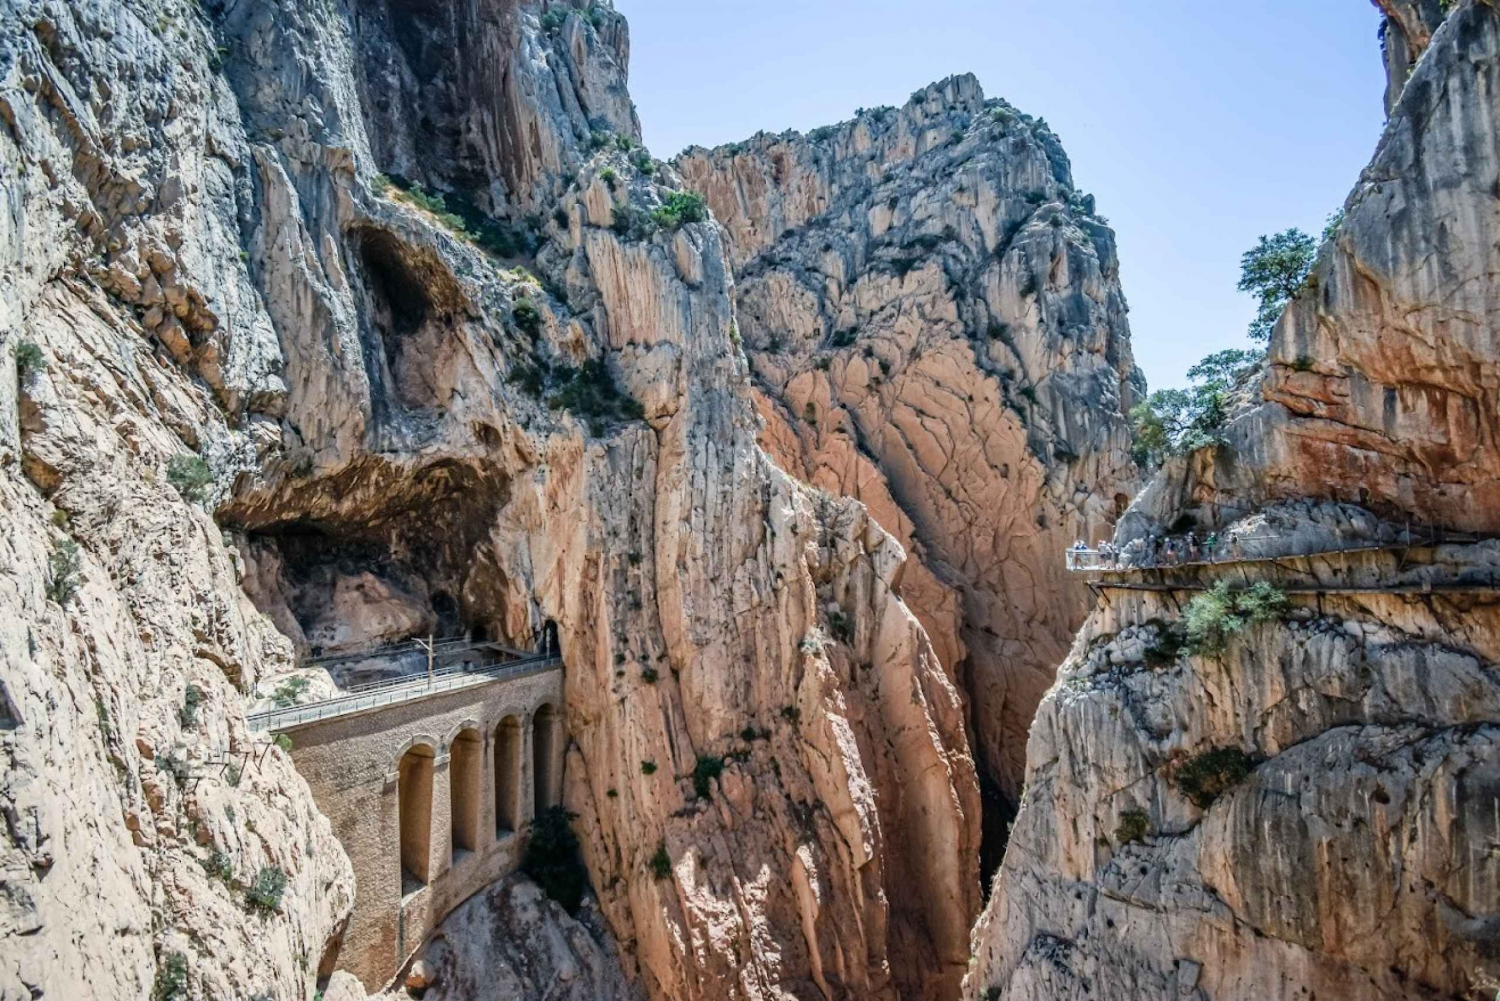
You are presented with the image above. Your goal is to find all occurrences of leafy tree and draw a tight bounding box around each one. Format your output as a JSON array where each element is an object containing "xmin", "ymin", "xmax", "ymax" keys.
[
  {"xmin": 1130, "ymin": 349, "xmax": 1260, "ymax": 468},
  {"xmin": 1185, "ymin": 348, "xmax": 1259, "ymax": 387},
  {"xmin": 1238, "ymin": 228, "xmax": 1316, "ymax": 342},
  {"xmin": 1182, "ymin": 580, "xmax": 1288, "ymax": 655}
]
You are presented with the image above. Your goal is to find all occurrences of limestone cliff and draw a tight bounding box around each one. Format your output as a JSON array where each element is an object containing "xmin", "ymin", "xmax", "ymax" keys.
[
  {"xmin": 966, "ymin": 4, "xmax": 1500, "ymax": 999},
  {"xmin": 1, "ymin": 1, "xmax": 979, "ymax": 999},
  {"xmin": 678, "ymin": 79, "xmax": 1143, "ymax": 807}
]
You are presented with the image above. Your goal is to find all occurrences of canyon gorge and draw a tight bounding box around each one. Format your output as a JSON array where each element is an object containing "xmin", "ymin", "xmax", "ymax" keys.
[{"xmin": 0, "ymin": 1, "xmax": 1494, "ymax": 1001}]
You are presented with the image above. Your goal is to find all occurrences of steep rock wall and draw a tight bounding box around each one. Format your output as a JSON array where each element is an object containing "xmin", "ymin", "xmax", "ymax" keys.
[
  {"xmin": 1, "ymin": 1, "xmax": 981, "ymax": 999},
  {"xmin": 967, "ymin": 4, "xmax": 1500, "ymax": 998},
  {"xmin": 678, "ymin": 78, "xmax": 1143, "ymax": 803}
]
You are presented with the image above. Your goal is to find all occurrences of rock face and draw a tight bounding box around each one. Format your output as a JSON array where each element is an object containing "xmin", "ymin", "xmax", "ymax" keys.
[
  {"xmin": 966, "ymin": 5, "xmax": 1500, "ymax": 999},
  {"xmin": 3, "ymin": 1, "xmax": 982, "ymax": 999},
  {"xmin": 1374, "ymin": 0, "xmax": 1451, "ymax": 112},
  {"xmin": 0, "ymin": 0, "xmax": 356, "ymax": 997},
  {"xmin": 678, "ymin": 78, "xmax": 1143, "ymax": 803}
]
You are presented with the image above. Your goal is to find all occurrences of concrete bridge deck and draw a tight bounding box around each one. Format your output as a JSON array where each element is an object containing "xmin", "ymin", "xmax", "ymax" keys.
[
  {"xmin": 247, "ymin": 648, "xmax": 560, "ymax": 732},
  {"xmin": 258, "ymin": 641, "xmax": 567, "ymax": 989}
]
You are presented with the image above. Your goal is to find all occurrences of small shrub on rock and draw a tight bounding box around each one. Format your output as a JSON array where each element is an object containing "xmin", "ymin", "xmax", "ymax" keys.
[
  {"xmin": 1115, "ymin": 809, "xmax": 1151, "ymax": 845},
  {"xmin": 692, "ymin": 755, "xmax": 724, "ymax": 799},
  {"xmin": 1183, "ymin": 581, "xmax": 1288, "ymax": 655},
  {"xmin": 1175, "ymin": 747, "xmax": 1253, "ymax": 809},
  {"xmin": 273, "ymin": 733, "xmax": 294, "ymax": 753},
  {"xmin": 201, "ymin": 849, "xmax": 234, "ymax": 884},
  {"xmin": 153, "ymin": 951, "xmax": 190, "ymax": 1001},
  {"xmin": 179, "ymin": 684, "xmax": 204, "ymax": 730},
  {"xmin": 271, "ymin": 676, "xmax": 311, "ymax": 708},
  {"xmin": 245, "ymin": 865, "xmax": 287, "ymax": 912},
  {"xmin": 513, "ymin": 298, "xmax": 543, "ymax": 337},
  {"xmin": 650, "ymin": 191, "xmax": 707, "ymax": 231},
  {"xmin": 166, "ymin": 454, "xmax": 213, "ymax": 503},
  {"xmin": 46, "ymin": 538, "xmax": 81, "ymax": 605},
  {"xmin": 13, "ymin": 339, "xmax": 44, "ymax": 381},
  {"xmin": 640, "ymin": 759, "xmax": 657, "ymax": 775},
  {"xmin": 649, "ymin": 841, "xmax": 671, "ymax": 880}
]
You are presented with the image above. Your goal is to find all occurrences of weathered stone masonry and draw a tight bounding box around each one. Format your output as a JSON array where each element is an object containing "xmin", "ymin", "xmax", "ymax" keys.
[{"xmin": 279, "ymin": 666, "xmax": 564, "ymax": 988}]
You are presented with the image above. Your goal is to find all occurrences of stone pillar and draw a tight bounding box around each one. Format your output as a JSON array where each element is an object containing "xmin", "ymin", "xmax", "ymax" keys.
[{"xmin": 429, "ymin": 753, "xmax": 452, "ymax": 884}]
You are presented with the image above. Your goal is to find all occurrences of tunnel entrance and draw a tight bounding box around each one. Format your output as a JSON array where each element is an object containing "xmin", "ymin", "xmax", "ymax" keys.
[
  {"xmin": 495, "ymin": 715, "xmax": 522, "ymax": 835},
  {"xmin": 450, "ymin": 728, "xmax": 481, "ymax": 859},
  {"xmin": 532, "ymin": 704, "xmax": 562, "ymax": 816},
  {"xmin": 398, "ymin": 744, "xmax": 436, "ymax": 893}
]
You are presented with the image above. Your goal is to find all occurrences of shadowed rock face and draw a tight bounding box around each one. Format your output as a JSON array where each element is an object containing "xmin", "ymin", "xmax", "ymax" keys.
[
  {"xmin": 1374, "ymin": 0, "xmax": 1451, "ymax": 112},
  {"xmin": 678, "ymin": 76, "xmax": 1144, "ymax": 806},
  {"xmin": 966, "ymin": 5, "xmax": 1500, "ymax": 999},
  {"xmin": 2, "ymin": 1, "xmax": 980, "ymax": 999}
]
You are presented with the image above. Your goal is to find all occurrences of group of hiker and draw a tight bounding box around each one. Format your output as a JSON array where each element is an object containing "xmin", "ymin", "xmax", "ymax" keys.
[{"xmin": 1069, "ymin": 530, "xmax": 1244, "ymax": 569}]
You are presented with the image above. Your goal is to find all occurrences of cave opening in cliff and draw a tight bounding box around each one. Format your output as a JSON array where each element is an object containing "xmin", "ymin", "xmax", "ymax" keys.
[
  {"xmin": 449, "ymin": 727, "xmax": 482, "ymax": 859},
  {"xmin": 398, "ymin": 743, "xmax": 436, "ymax": 893},
  {"xmin": 350, "ymin": 225, "xmax": 469, "ymax": 413},
  {"xmin": 357, "ymin": 227, "xmax": 432, "ymax": 340},
  {"xmin": 229, "ymin": 459, "xmax": 511, "ymax": 667},
  {"xmin": 495, "ymin": 715, "xmax": 522, "ymax": 835},
  {"xmin": 533, "ymin": 704, "xmax": 563, "ymax": 815}
]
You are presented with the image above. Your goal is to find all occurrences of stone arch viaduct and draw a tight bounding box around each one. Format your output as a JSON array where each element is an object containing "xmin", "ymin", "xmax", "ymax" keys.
[{"xmin": 254, "ymin": 653, "xmax": 564, "ymax": 988}]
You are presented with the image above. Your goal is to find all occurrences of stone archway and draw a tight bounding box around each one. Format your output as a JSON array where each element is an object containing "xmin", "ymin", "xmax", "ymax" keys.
[
  {"xmin": 398, "ymin": 743, "xmax": 436, "ymax": 892},
  {"xmin": 532, "ymin": 703, "xmax": 562, "ymax": 815},
  {"xmin": 494, "ymin": 715, "xmax": 523, "ymax": 835},
  {"xmin": 449, "ymin": 728, "xmax": 482, "ymax": 858}
]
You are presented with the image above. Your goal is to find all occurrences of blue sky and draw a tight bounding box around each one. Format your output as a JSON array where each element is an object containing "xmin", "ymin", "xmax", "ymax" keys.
[{"xmin": 617, "ymin": 0, "xmax": 1389, "ymax": 391}]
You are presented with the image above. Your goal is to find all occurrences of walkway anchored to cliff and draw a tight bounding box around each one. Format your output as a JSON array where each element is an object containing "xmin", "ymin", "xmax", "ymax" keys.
[{"xmin": 1065, "ymin": 529, "xmax": 1483, "ymax": 575}]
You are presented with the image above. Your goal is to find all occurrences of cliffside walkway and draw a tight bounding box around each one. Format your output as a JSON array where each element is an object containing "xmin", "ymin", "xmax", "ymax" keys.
[
  {"xmin": 1065, "ymin": 529, "xmax": 1480, "ymax": 576},
  {"xmin": 1063, "ymin": 531, "xmax": 1498, "ymax": 599},
  {"xmin": 246, "ymin": 646, "xmax": 562, "ymax": 732}
]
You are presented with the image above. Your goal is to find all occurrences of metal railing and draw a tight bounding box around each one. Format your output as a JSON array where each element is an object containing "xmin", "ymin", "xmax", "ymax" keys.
[
  {"xmin": 247, "ymin": 652, "xmax": 562, "ymax": 732},
  {"xmin": 1065, "ymin": 527, "xmax": 1481, "ymax": 574}
]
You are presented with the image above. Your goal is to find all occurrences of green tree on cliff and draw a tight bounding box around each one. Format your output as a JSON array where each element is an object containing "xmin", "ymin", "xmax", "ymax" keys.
[
  {"xmin": 1238, "ymin": 228, "xmax": 1317, "ymax": 342},
  {"xmin": 1129, "ymin": 349, "xmax": 1259, "ymax": 468}
]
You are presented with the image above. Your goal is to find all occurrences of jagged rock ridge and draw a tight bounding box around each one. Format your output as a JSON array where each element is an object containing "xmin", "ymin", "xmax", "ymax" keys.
[{"xmin": 678, "ymin": 75, "xmax": 1143, "ymax": 810}]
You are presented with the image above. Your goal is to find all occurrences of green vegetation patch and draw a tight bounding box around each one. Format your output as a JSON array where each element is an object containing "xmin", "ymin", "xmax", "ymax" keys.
[
  {"xmin": 1174, "ymin": 747, "xmax": 1254, "ymax": 809},
  {"xmin": 650, "ymin": 191, "xmax": 707, "ymax": 230},
  {"xmin": 1183, "ymin": 581, "xmax": 1288, "ymax": 655},
  {"xmin": 523, "ymin": 806, "xmax": 589, "ymax": 913},
  {"xmin": 245, "ymin": 865, "xmax": 287, "ymax": 912},
  {"xmin": 46, "ymin": 538, "xmax": 81, "ymax": 605},
  {"xmin": 649, "ymin": 841, "xmax": 672, "ymax": 880},
  {"xmin": 692, "ymin": 755, "xmax": 724, "ymax": 799},
  {"xmin": 153, "ymin": 951, "xmax": 190, "ymax": 1001},
  {"xmin": 167, "ymin": 454, "xmax": 214, "ymax": 503},
  {"xmin": 547, "ymin": 358, "xmax": 646, "ymax": 424},
  {"xmin": 1115, "ymin": 808, "xmax": 1151, "ymax": 845}
]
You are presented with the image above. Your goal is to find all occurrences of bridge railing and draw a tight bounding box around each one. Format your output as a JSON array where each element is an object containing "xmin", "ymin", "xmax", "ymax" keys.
[{"xmin": 247, "ymin": 652, "xmax": 562, "ymax": 732}]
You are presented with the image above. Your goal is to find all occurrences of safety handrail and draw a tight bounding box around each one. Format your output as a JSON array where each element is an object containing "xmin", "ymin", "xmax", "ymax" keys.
[
  {"xmin": 1065, "ymin": 528, "xmax": 1479, "ymax": 573},
  {"xmin": 247, "ymin": 653, "xmax": 562, "ymax": 732}
]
